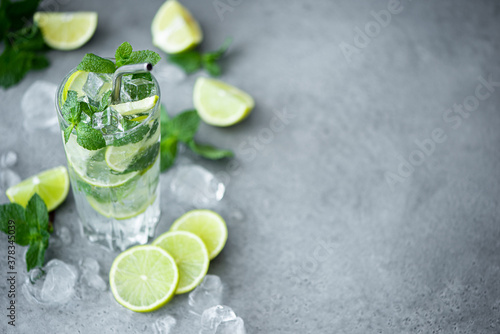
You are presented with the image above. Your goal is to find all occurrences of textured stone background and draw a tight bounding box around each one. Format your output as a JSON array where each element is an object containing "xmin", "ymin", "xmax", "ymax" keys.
[{"xmin": 1, "ymin": 0, "xmax": 500, "ymax": 333}]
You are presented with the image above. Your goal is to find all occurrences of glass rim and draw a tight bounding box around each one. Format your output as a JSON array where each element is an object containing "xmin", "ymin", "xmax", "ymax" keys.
[{"xmin": 55, "ymin": 66, "xmax": 161, "ymax": 139}]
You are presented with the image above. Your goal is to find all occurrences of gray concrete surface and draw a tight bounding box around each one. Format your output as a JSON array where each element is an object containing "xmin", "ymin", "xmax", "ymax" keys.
[{"xmin": 1, "ymin": 0, "xmax": 500, "ymax": 333}]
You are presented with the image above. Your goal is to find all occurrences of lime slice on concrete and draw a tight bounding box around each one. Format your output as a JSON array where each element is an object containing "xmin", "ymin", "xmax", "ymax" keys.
[
  {"xmin": 111, "ymin": 96, "xmax": 159, "ymax": 116},
  {"xmin": 6, "ymin": 166, "xmax": 69, "ymax": 211},
  {"xmin": 153, "ymin": 231, "xmax": 209, "ymax": 294},
  {"xmin": 34, "ymin": 12, "xmax": 98, "ymax": 51},
  {"xmin": 193, "ymin": 77, "xmax": 254, "ymax": 127},
  {"xmin": 63, "ymin": 70, "xmax": 88, "ymax": 101},
  {"xmin": 109, "ymin": 245, "xmax": 179, "ymax": 312},
  {"xmin": 151, "ymin": 0, "xmax": 202, "ymax": 54},
  {"xmin": 170, "ymin": 210, "xmax": 228, "ymax": 260}
]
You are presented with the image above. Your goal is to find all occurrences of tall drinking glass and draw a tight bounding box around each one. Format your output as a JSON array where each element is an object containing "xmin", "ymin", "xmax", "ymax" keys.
[{"xmin": 55, "ymin": 67, "xmax": 161, "ymax": 251}]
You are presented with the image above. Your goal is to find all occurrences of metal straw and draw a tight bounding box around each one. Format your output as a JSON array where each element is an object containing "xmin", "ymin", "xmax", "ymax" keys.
[{"xmin": 111, "ymin": 63, "xmax": 153, "ymax": 103}]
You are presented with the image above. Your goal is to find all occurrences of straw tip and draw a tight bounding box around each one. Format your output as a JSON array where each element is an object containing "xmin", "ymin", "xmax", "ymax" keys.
[{"xmin": 146, "ymin": 63, "xmax": 153, "ymax": 71}]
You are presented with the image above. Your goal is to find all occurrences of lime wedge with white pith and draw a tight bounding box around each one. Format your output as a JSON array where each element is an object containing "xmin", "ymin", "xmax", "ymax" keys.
[
  {"xmin": 193, "ymin": 77, "xmax": 254, "ymax": 127},
  {"xmin": 63, "ymin": 70, "xmax": 88, "ymax": 101},
  {"xmin": 111, "ymin": 96, "xmax": 158, "ymax": 116},
  {"xmin": 151, "ymin": 0, "xmax": 202, "ymax": 54},
  {"xmin": 34, "ymin": 12, "xmax": 98, "ymax": 51},
  {"xmin": 170, "ymin": 210, "xmax": 228, "ymax": 260},
  {"xmin": 6, "ymin": 166, "xmax": 69, "ymax": 211},
  {"xmin": 153, "ymin": 231, "xmax": 209, "ymax": 294},
  {"xmin": 65, "ymin": 134, "xmax": 138, "ymax": 188},
  {"xmin": 109, "ymin": 245, "xmax": 179, "ymax": 312}
]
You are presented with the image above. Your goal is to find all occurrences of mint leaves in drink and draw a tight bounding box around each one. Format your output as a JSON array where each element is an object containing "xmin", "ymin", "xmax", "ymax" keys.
[
  {"xmin": 159, "ymin": 106, "xmax": 233, "ymax": 171},
  {"xmin": 0, "ymin": 193, "xmax": 51, "ymax": 271},
  {"xmin": 167, "ymin": 38, "xmax": 232, "ymax": 76}
]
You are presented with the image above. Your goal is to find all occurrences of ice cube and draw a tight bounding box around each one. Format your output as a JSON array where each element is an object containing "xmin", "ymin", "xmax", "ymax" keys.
[
  {"xmin": 21, "ymin": 80, "xmax": 59, "ymax": 132},
  {"xmin": 170, "ymin": 165, "xmax": 225, "ymax": 207},
  {"xmin": 83, "ymin": 72, "xmax": 112, "ymax": 106},
  {"xmin": 153, "ymin": 315, "xmax": 176, "ymax": 334},
  {"xmin": 121, "ymin": 77, "xmax": 155, "ymax": 102},
  {"xmin": 215, "ymin": 317, "xmax": 246, "ymax": 334},
  {"xmin": 0, "ymin": 169, "xmax": 21, "ymax": 190},
  {"xmin": 83, "ymin": 273, "xmax": 107, "ymax": 291},
  {"xmin": 55, "ymin": 226, "xmax": 72, "ymax": 245},
  {"xmin": 80, "ymin": 257, "xmax": 100, "ymax": 275},
  {"xmin": 189, "ymin": 275, "xmax": 223, "ymax": 315},
  {"xmin": 200, "ymin": 305, "xmax": 236, "ymax": 334},
  {"xmin": 23, "ymin": 259, "xmax": 78, "ymax": 305},
  {"xmin": 0, "ymin": 151, "xmax": 17, "ymax": 168},
  {"xmin": 94, "ymin": 107, "xmax": 124, "ymax": 134}
]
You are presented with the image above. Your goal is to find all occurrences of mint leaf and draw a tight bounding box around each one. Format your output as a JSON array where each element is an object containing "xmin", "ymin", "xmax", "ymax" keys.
[
  {"xmin": 0, "ymin": 203, "xmax": 30, "ymax": 246},
  {"xmin": 25, "ymin": 193, "xmax": 49, "ymax": 232},
  {"xmin": 121, "ymin": 50, "xmax": 161, "ymax": 67},
  {"xmin": 25, "ymin": 231, "xmax": 49, "ymax": 271},
  {"xmin": 122, "ymin": 142, "xmax": 160, "ymax": 173},
  {"xmin": 164, "ymin": 110, "xmax": 200, "ymax": 143},
  {"xmin": 0, "ymin": 45, "xmax": 49, "ymax": 88},
  {"xmin": 63, "ymin": 124, "xmax": 74, "ymax": 144},
  {"xmin": 77, "ymin": 53, "xmax": 116, "ymax": 73},
  {"xmin": 79, "ymin": 101, "xmax": 94, "ymax": 118},
  {"xmin": 115, "ymin": 41, "xmax": 133, "ymax": 67},
  {"xmin": 76, "ymin": 122, "xmax": 106, "ymax": 150},
  {"xmin": 147, "ymin": 120, "xmax": 159, "ymax": 140},
  {"xmin": 201, "ymin": 37, "xmax": 231, "ymax": 76},
  {"xmin": 160, "ymin": 105, "xmax": 170, "ymax": 137},
  {"xmin": 188, "ymin": 140, "xmax": 233, "ymax": 160},
  {"xmin": 6, "ymin": 0, "xmax": 42, "ymax": 30},
  {"xmin": 61, "ymin": 90, "xmax": 81, "ymax": 125},
  {"xmin": 160, "ymin": 136, "xmax": 178, "ymax": 172},
  {"xmin": 168, "ymin": 50, "xmax": 202, "ymax": 74},
  {"xmin": 112, "ymin": 124, "xmax": 150, "ymax": 147}
]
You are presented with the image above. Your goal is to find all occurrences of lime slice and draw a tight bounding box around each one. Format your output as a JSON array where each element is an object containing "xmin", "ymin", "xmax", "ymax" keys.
[
  {"xmin": 63, "ymin": 70, "xmax": 88, "ymax": 101},
  {"xmin": 6, "ymin": 166, "xmax": 69, "ymax": 211},
  {"xmin": 193, "ymin": 77, "xmax": 254, "ymax": 127},
  {"xmin": 111, "ymin": 96, "xmax": 159, "ymax": 116},
  {"xmin": 64, "ymin": 134, "xmax": 138, "ymax": 188},
  {"xmin": 86, "ymin": 193, "xmax": 155, "ymax": 220},
  {"xmin": 151, "ymin": 0, "xmax": 202, "ymax": 54},
  {"xmin": 109, "ymin": 245, "xmax": 179, "ymax": 312},
  {"xmin": 170, "ymin": 210, "xmax": 228, "ymax": 260},
  {"xmin": 105, "ymin": 126, "xmax": 160, "ymax": 173},
  {"xmin": 33, "ymin": 12, "xmax": 98, "ymax": 51},
  {"xmin": 153, "ymin": 231, "xmax": 209, "ymax": 294}
]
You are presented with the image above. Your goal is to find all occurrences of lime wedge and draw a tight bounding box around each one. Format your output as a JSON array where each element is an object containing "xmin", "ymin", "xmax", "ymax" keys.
[
  {"xmin": 63, "ymin": 70, "xmax": 88, "ymax": 101},
  {"xmin": 193, "ymin": 77, "xmax": 254, "ymax": 127},
  {"xmin": 6, "ymin": 166, "xmax": 69, "ymax": 211},
  {"xmin": 33, "ymin": 12, "xmax": 98, "ymax": 51},
  {"xmin": 111, "ymin": 96, "xmax": 159, "ymax": 116},
  {"xmin": 170, "ymin": 210, "xmax": 228, "ymax": 260},
  {"xmin": 153, "ymin": 231, "xmax": 209, "ymax": 294},
  {"xmin": 109, "ymin": 245, "xmax": 179, "ymax": 312},
  {"xmin": 151, "ymin": 0, "xmax": 202, "ymax": 54},
  {"xmin": 64, "ymin": 133, "xmax": 138, "ymax": 188}
]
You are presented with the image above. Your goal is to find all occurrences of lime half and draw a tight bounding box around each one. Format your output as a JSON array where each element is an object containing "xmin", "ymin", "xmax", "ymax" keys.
[
  {"xmin": 34, "ymin": 12, "xmax": 98, "ymax": 51},
  {"xmin": 111, "ymin": 95, "xmax": 159, "ymax": 117},
  {"xmin": 170, "ymin": 210, "xmax": 228, "ymax": 260},
  {"xmin": 151, "ymin": 0, "xmax": 202, "ymax": 54},
  {"xmin": 153, "ymin": 231, "xmax": 209, "ymax": 294},
  {"xmin": 109, "ymin": 245, "xmax": 179, "ymax": 312},
  {"xmin": 193, "ymin": 77, "xmax": 254, "ymax": 127},
  {"xmin": 6, "ymin": 166, "xmax": 69, "ymax": 211}
]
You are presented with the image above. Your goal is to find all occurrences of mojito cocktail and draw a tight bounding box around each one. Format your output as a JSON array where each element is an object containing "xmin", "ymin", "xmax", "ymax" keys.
[{"xmin": 56, "ymin": 56, "xmax": 161, "ymax": 251}]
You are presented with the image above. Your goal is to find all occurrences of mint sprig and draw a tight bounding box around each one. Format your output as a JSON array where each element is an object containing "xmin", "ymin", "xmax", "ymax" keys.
[
  {"xmin": 0, "ymin": 193, "xmax": 51, "ymax": 271},
  {"xmin": 160, "ymin": 105, "xmax": 233, "ymax": 171},
  {"xmin": 0, "ymin": 0, "xmax": 50, "ymax": 88},
  {"xmin": 167, "ymin": 38, "xmax": 232, "ymax": 76},
  {"xmin": 61, "ymin": 90, "xmax": 106, "ymax": 150}
]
